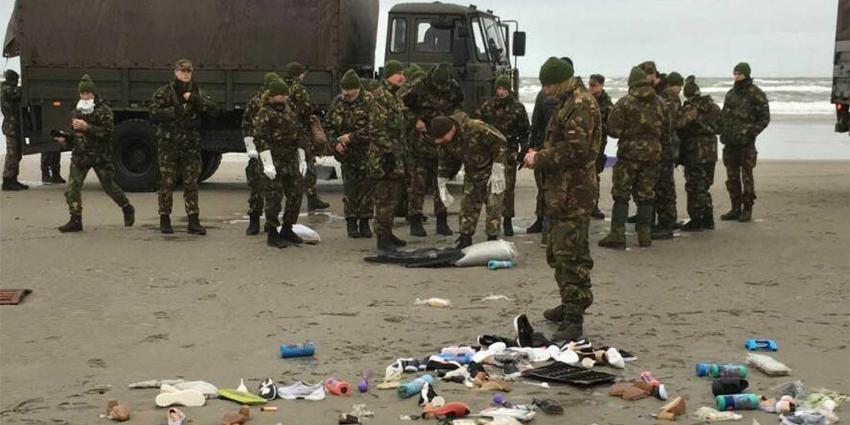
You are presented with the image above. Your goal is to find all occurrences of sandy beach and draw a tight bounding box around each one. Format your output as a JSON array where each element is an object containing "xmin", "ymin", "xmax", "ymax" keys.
[{"xmin": 1, "ymin": 155, "xmax": 848, "ymax": 425}]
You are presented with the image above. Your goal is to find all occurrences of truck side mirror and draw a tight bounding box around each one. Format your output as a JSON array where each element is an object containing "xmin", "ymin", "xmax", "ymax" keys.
[{"xmin": 512, "ymin": 31, "xmax": 526, "ymax": 57}]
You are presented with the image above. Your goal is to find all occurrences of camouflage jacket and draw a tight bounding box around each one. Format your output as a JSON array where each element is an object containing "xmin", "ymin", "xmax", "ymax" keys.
[
  {"xmin": 253, "ymin": 100, "xmax": 302, "ymax": 175},
  {"xmin": 607, "ymin": 84, "xmax": 669, "ymax": 162},
  {"xmin": 720, "ymin": 78, "xmax": 770, "ymax": 146},
  {"xmin": 438, "ymin": 112, "xmax": 507, "ymax": 181},
  {"xmin": 241, "ymin": 89, "xmax": 266, "ymax": 138},
  {"xmin": 660, "ymin": 87, "xmax": 682, "ymax": 162},
  {"xmin": 285, "ymin": 78, "xmax": 314, "ymax": 138},
  {"xmin": 678, "ymin": 94, "xmax": 721, "ymax": 164},
  {"xmin": 64, "ymin": 99, "xmax": 114, "ymax": 160},
  {"xmin": 1, "ymin": 82, "xmax": 21, "ymax": 136},
  {"xmin": 529, "ymin": 89, "xmax": 559, "ymax": 149},
  {"xmin": 369, "ymin": 81, "xmax": 407, "ymax": 179},
  {"xmin": 593, "ymin": 90, "xmax": 614, "ymax": 140},
  {"xmin": 149, "ymin": 80, "xmax": 219, "ymax": 150},
  {"xmin": 402, "ymin": 73, "xmax": 464, "ymax": 159},
  {"xmin": 479, "ymin": 95, "xmax": 530, "ymax": 152},
  {"xmin": 325, "ymin": 91, "xmax": 375, "ymax": 169}
]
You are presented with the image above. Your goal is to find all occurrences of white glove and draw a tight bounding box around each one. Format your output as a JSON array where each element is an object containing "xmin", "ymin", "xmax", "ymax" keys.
[
  {"xmin": 259, "ymin": 150, "xmax": 276, "ymax": 180},
  {"xmin": 489, "ymin": 162, "xmax": 506, "ymax": 194},
  {"xmin": 297, "ymin": 148, "xmax": 307, "ymax": 177},
  {"xmin": 243, "ymin": 136, "xmax": 258, "ymax": 159},
  {"xmin": 437, "ymin": 177, "xmax": 454, "ymax": 207}
]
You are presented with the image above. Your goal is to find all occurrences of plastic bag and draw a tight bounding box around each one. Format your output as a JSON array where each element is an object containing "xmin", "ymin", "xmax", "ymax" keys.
[
  {"xmin": 747, "ymin": 353, "xmax": 792, "ymax": 376},
  {"xmin": 454, "ymin": 240, "xmax": 519, "ymax": 267},
  {"xmin": 694, "ymin": 406, "xmax": 743, "ymax": 421},
  {"xmin": 293, "ymin": 224, "xmax": 320, "ymax": 244}
]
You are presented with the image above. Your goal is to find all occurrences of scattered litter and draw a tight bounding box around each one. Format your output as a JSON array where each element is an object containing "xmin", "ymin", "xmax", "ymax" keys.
[
  {"xmin": 716, "ymin": 394, "xmax": 760, "ymax": 410},
  {"xmin": 531, "ymin": 398, "xmax": 563, "ymax": 415},
  {"xmin": 520, "ymin": 381, "xmax": 549, "ymax": 389},
  {"xmin": 104, "ymin": 399, "xmax": 130, "ymax": 422},
  {"xmin": 656, "ymin": 396, "xmax": 685, "ymax": 421},
  {"xmin": 398, "ymin": 374, "xmax": 434, "ymax": 399},
  {"xmin": 747, "ymin": 353, "xmax": 792, "ymax": 376},
  {"xmin": 350, "ymin": 404, "xmax": 374, "ymax": 418},
  {"xmin": 155, "ymin": 385, "xmax": 206, "ymax": 407},
  {"xmin": 236, "ymin": 379, "xmax": 248, "ymax": 393},
  {"xmin": 694, "ymin": 406, "xmax": 743, "ymax": 421},
  {"xmin": 697, "ymin": 362, "xmax": 749, "ymax": 378},
  {"xmin": 172, "ymin": 381, "xmax": 218, "ymax": 398},
  {"xmin": 414, "ymin": 297, "xmax": 451, "ymax": 308},
  {"xmin": 280, "ymin": 342, "xmax": 315, "ymax": 358},
  {"xmin": 0, "ymin": 288, "xmax": 32, "ymax": 305},
  {"xmin": 760, "ymin": 395, "xmax": 796, "ymax": 414},
  {"xmin": 260, "ymin": 406, "xmax": 277, "ymax": 412},
  {"xmin": 128, "ymin": 379, "xmax": 185, "ymax": 389},
  {"xmin": 522, "ymin": 362, "xmax": 617, "ymax": 386},
  {"xmin": 713, "ymin": 377, "xmax": 749, "ymax": 396},
  {"xmin": 217, "ymin": 389, "xmax": 266, "ymax": 405},
  {"xmin": 167, "ymin": 407, "xmax": 185, "ymax": 425},
  {"xmin": 220, "ymin": 405, "xmax": 250, "ymax": 425},
  {"xmin": 455, "ymin": 240, "xmax": 519, "ymax": 267},
  {"xmin": 325, "ymin": 378, "xmax": 352, "ymax": 397},
  {"xmin": 487, "ymin": 260, "xmax": 513, "ymax": 270},
  {"xmin": 292, "ymin": 224, "xmax": 321, "ymax": 244},
  {"xmin": 478, "ymin": 294, "xmax": 512, "ymax": 302},
  {"xmin": 358, "ymin": 370, "xmax": 373, "ymax": 393},
  {"xmin": 745, "ymin": 338, "xmax": 778, "ymax": 351}
]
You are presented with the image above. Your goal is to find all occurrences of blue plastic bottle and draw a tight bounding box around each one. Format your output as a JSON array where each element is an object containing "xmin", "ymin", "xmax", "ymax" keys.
[
  {"xmin": 438, "ymin": 352, "xmax": 472, "ymax": 364},
  {"xmin": 695, "ymin": 363, "xmax": 748, "ymax": 378},
  {"xmin": 488, "ymin": 260, "xmax": 513, "ymax": 270},
  {"xmin": 279, "ymin": 342, "xmax": 315, "ymax": 358},
  {"xmin": 716, "ymin": 394, "xmax": 760, "ymax": 411},
  {"xmin": 397, "ymin": 374, "xmax": 435, "ymax": 399}
]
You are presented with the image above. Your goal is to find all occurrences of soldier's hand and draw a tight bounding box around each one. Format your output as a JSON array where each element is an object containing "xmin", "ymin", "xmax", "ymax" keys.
[
  {"xmin": 339, "ymin": 133, "xmax": 352, "ymax": 145},
  {"xmin": 524, "ymin": 149, "xmax": 537, "ymax": 168},
  {"xmin": 415, "ymin": 119, "xmax": 426, "ymax": 133},
  {"xmin": 334, "ymin": 142, "xmax": 347, "ymax": 155},
  {"xmin": 53, "ymin": 136, "xmax": 67, "ymax": 145},
  {"xmin": 71, "ymin": 119, "xmax": 88, "ymax": 131},
  {"xmin": 183, "ymin": 92, "xmax": 192, "ymax": 101}
]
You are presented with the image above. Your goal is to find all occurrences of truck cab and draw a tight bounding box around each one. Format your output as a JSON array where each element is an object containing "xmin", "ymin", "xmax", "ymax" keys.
[{"xmin": 383, "ymin": 2, "xmax": 525, "ymax": 112}]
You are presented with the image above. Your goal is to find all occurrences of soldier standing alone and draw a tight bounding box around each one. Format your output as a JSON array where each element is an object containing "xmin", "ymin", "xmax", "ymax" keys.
[{"xmin": 2, "ymin": 69, "xmax": 27, "ymax": 191}]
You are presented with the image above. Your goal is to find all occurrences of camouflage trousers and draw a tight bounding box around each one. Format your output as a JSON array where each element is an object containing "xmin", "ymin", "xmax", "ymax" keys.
[
  {"xmin": 263, "ymin": 172, "xmax": 303, "ymax": 228},
  {"xmin": 41, "ymin": 152, "xmax": 61, "ymax": 176},
  {"xmin": 65, "ymin": 155, "xmax": 130, "ymax": 215},
  {"xmin": 342, "ymin": 164, "xmax": 374, "ymax": 219},
  {"xmin": 373, "ymin": 178, "xmax": 402, "ymax": 237},
  {"xmin": 503, "ymin": 152, "xmax": 518, "ymax": 218},
  {"xmin": 3, "ymin": 134, "xmax": 21, "ymax": 179},
  {"xmin": 407, "ymin": 156, "xmax": 446, "ymax": 218},
  {"xmin": 534, "ymin": 167, "xmax": 546, "ymax": 217},
  {"xmin": 684, "ymin": 161, "xmax": 716, "ymax": 220},
  {"xmin": 245, "ymin": 157, "xmax": 265, "ymax": 215},
  {"xmin": 547, "ymin": 217, "xmax": 594, "ymax": 316},
  {"xmin": 157, "ymin": 147, "xmax": 201, "ymax": 216},
  {"xmin": 459, "ymin": 174, "xmax": 503, "ymax": 237},
  {"xmin": 723, "ymin": 144, "xmax": 757, "ymax": 204},
  {"xmin": 653, "ymin": 161, "xmax": 678, "ymax": 224},
  {"xmin": 303, "ymin": 151, "xmax": 318, "ymax": 197},
  {"xmin": 611, "ymin": 158, "xmax": 659, "ymax": 204}
]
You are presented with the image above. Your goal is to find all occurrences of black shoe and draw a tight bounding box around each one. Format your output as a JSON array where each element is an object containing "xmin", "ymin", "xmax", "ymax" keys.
[
  {"xmin": 514, "ymin": 314, "xmax": 535, "ymax": 347},
  {"xmin": 51, "ymin": 174, "xmax": 66, "ymax": 184},
  {"xmin": 389, "ymin": 233, "xmax": 407, "ymax": 247},
  {"xmin": 160, "ymin": 215, "xmax": 174, "ymax": 234},
  {"xmin": 258, "ymin": 378, "xmax": 278, "ymax": 400},
  {"xmin": 122, "ymin": 204, "xmax": 135, "ymax": 227},
  {"xmin": 487, "ymin": 235, "xmax": 498, "ymax": 241},
  {"xmin": 436, "ymin": 212, "xmax": 453, "ymax": 236},
  {"xmin": 377, "ymin": 234, "xmax": 397, "ymax": 251},
  {"xmin": 58, "ymin": 214, "xmax": 82, "ymax": 232},
  {"xmin": 2, "ymin": 178, "xmax": 28, "ymax": 191},
  {"xmin": 477, "ymin": 334, "xmax": 518, "ymax": 348},
  {"xmin": 551, "ymin": 315, "xmax": 585, "ymax": 343},
  {"xmin": 455, "ymin": 233, "xmax": 472, "ymax": 250},
  {"xmin": 703, "ymin": 209, "xmax": 715, "ymax": 230},
  {"xmin": 358, "ymin": 218, "xmax": 373, "ymax": 238},
  {"xmin": 279, "ymin": 225, "xmax": 303, "ymax": 244},
  {"xmin": 543, "ymin": 304, "xmax": 565, "ymax": 323},
  {"xmin": 267, "ymin": 227, "xmax": 288, "ymax": 248},
  {"xmin": 307, "ymin": 194, "xmax": 330, "ymax": 211},
  {"xmin": 187, "ymin": 214, "xmax": 207, "ymax": 235},
  {"xmin": 409, "ymin": 214, "xmax": 427, "ymax": 237},
  {"xmin": 346, "ymin": 218, "xmax": 360, "ymax": 238},
  {"xmin": 246, "ymin": 213, "xmax": 261, "ymax": 235},
  {"xmin": 526, "ymin": 216, "xmax": 543, "ymax": 234},
  {"xmin": 590, "ymin": 208, "xmax": 605, "ymax": 220},
  {"xmin": 650, "ymin": 224, "xmax": 674, "ymax": 240},
  {"xmin": 720, "ymin": 205, "xmax": 741, "ymax": 221},
  {"xmin": 503, "ymin": 217, "xmax": 514, "ymax": 236},
  {"xmin": 41, "ymin": 173, "xmax": 51, "ymax": 183},
  {"xmin": 681, "ymin": 219, "xmax": 703, "ymax": 232},
  {"xmin": 738, "ymin": 204, "xmax": 752, "ymax": 222}
]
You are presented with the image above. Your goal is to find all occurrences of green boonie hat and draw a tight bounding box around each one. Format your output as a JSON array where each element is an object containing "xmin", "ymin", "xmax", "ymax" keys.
[
  {"xmin": 264, "ymin": 72, "xmax": 280, "ymax": 88},
  {"xmin": 174, "ymin": 59, "xmax": 194, "ymax": 72},
  {"xmin": 538, "ymin": 57, "xmax": 574, "ymax": 86},
  {"xmin": 734, "ymin": 62, "xmax": 751, "ymax": 77},
  {"xmin": 383, "ymin": 60, "xmax": 404, "ymax": 79},
  {"xmin": 78, "ymin": 74, "xmax": 96, "ymax": 94},
  {"xmin": 494, "ymin": 75, "xmax": 511, "ymax": 90},
  {"xmin": 285, "ymin": 62, "xmax": 306, "ymax": 78},
  {"xmin": 667, "ymin": 72, "xmax": 684, "ymax": 87},
  {"xmin": 589, "ymin": 74, "xmax": 605, "ymax": 85},
  {"xmin": 340, "ymin": 69, "xmax": 362, "ymax": 90},
  {"xmin": 638, "ymin": 61, "xmax": 657, "ymax": 76},
  {"xmin": 683, "ymin": 75, "xmax": 700, "ymax": 98},
  {"xmin": 429, "ymin": 116, "xmax": 454, "ymax": 139},
  {"xmin": 267, "ymin": 78, "xmax": 290, "ymax": 97},
  {"xmin": 404, "ymin": 63, "xmax": 424, "ymax": 79},
  {"xmin": 432, "ymin": 63, "xmax": 452, "ymax": 85},
  {"xmin": 628, "ymin": 66, "xmax": 648, "ymax": 88}
]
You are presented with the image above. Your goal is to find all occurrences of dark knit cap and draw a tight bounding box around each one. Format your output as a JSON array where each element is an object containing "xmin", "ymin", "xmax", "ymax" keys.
[
  {"xmin": 683, "ymin": 75, "xmax": 700, "ymax": 98},
  {"xmin": 174, "ymin": 59, "xmax": 194, "ymax": 72},
  {"xmin": 264, "ymin": 72, "xmax": 280, "ymax": 89},
  {"xmin": 639, "ymin": 61, "xmax": 657, "ymax": 76},
  {"xmin": 539, "ymin": 57, "xmax": 574, "ymax": 86},
  {"xmin": 383, "ymin": 60, "xmax": 404, "ymax": 78},
  {"xmin": 340, "ymin": 69, "xmax": 362, "ymax": 90},
  {"xmin": 734, "ymin": 62, "xmax": 751, "ymax": 77},
  {"xmin": 285, "ymin": 62, "xmax": 306, "ymax": 79},
  {"xmin": 589, "ymin": 74, "xmax": 605, "ymax": 85},
  {"xmin": 267, "ymin": 78, "xmax": 290, "ymax": 97},
  {"xmin": 494, "ymin": 75, "xmax": 512, "ymax": 90},
  {"xmin": 405, "ymin": 63, "xmax": 424, "ymax": 80},
  {"xmin": 628, "ymin": 67, "xmax": 648, "ymax": 88},
  {"xmin": 429, "ymin": 116, "xmax": 454, "ymax": 139},
  {"xmin": 78, "ymin": 74, "xmax": 96, "ymax": 93},
  {"xmin": 667, "ymin": 72, "xmax": 684, "ymax": 87},
  {"xmin": 432, "ymin": 63, "xmax": 453, "ymax": 85}
]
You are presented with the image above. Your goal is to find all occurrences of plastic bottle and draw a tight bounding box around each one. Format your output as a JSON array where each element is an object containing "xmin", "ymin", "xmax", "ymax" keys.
[
  {"xmin": 397, "ymin": 374, "xmax": 435, "ymax": 399},
  {"xmin": 438, "ymin": 352, "xmax": 472, "ymax": 364},
  {"xmin": 280, "ymin": 342, "xmax": 315, "ymax": 358},
  {"xmin": 488, "ymin": 260, "xmax": 513, "ymax": 270},
  {"xmin": 716, "ymin": 394, "xmax": 760, "ymax": 411},
  {"xmin": 324, "ymin": 378, "xmax": 351, "ymax": 397},
  {"xmin": 358, "ymin": 369, "xmax": 372, "ymax": 393},
  {"xmin": 696, "ymin": 363, "xmax": 748, "ymax": 378},
  {"xmin": 440, "ymin": 346, "xmax": 476, "ymax": 357}
]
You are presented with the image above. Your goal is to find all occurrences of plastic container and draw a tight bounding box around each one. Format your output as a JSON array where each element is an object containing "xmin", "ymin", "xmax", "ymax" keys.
[
  {"xmin": 280, "ymin": 342, "xmax": 315, "ymax": 358},
  {"xmin": 716, "ymin": 394, "xmax": 760, "ymax": 411},
  {"xmin": 397, "ymin": 374, "xmax": 435, "ymax": 399},
  {"xmin": 696, "ymin": 363, "xmax": 748, "ymax": 378},
  {"xmin": 487, "ymin": 260, "xmax": 513, "ymax": 270},
  {"xmin": 440, "ymin": 346, "xmax": 476, "ymax": 357},
  {"xmin": 438, "ymin": 352, "xmax": 472, "ymax": 364},
  {"xmin": 324, "ymin": 378, "xmax": 351, "ymax": 397}
]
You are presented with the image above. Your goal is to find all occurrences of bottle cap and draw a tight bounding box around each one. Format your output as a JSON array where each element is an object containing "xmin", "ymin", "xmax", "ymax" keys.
[{"xmin": 696, "ymin": 363, "xmax": 709, "ymax": 377}]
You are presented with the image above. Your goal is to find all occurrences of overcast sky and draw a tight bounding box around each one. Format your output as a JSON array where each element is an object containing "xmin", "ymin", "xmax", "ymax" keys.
[{"xmin": 0, "ymin": 0, "xmax": 839, "ymax": 78}]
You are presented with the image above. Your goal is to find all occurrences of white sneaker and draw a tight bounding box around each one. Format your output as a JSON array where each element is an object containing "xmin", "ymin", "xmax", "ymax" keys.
[
  {"xmin": 155, "ymin": 386, "xmax": 206, "ymax": 407},
  {"xmin": 172, "ymin": 381, "xmax": 219, "ymax": 398},
  {"xmin": 606, "ymin": 347, "xmax": 625, "ymax": 369},
  {"xmin": 277, "ymin": 381, "xmax": 325, "ymax": 401}
]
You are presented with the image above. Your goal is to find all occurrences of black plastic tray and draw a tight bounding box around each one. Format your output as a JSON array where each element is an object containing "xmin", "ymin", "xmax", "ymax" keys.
[{"xmin": 522, "ymin": 362, "xmax": 617, "ymax": 386}]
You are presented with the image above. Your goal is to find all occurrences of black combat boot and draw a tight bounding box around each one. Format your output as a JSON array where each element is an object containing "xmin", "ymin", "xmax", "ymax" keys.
[
  {"xmin": 543, "ymin": 304, "xmax": 565, "ymax": 323},
  {"xmin": 738, "ymin": 203, "xmax": 752, "ymax": 222},
  {"xmin": 51, "ymin": 171, "xmax": 66, "ymax": 184},
  {"xmin": 409, "ymin": 215, "xmax": 427, "ymax": 237},
  {"xmin": 246, "ymin": 213, "xmax": 261, "ymax": 235},
  {"xmin": 2, "ymin": 178, "xmax": 28, "ymax": 191},
  {"xmin": 681, "ymin": 215, "xmax": 703, "ymax": 232},
  {"xmin": 279, "ymin": 224, "xmax": 303, "ymax": 244},
  {"xmin": 503, "ymin": 217, "xmax": 514, "ymax": 236},
  {"xmin": 160, "ymin": 215, "xmax": 174, "ymax": 234},
  {"xmin": 702, "ymin": 208, "xmax": 715, "ymax": 230},
  {"xmin": 551, "ymin": 314, "xmax": 585, "ymax": 343},
  {"xmin": 267, "ymin": 227, "xmax": 288, "ymax": 248},
  {"xmin": 720, "ymin": 202, "xmax": 741, "ymax": 221},
  {"xmin": 307, "ymin": 193, "xmax": 330, "ymax": 211},
  {"xmin": 636, "ymin": 203, "xmax": 653, "ymax": 247},
  {"xmin": 456, "ymin": 233, "xmax": 473, "ymax": 250},
  {"xmin": 436, "ymin": 212, "xmax": 453, "ymax": 236},
  {"xmin": 58, "ymin": 214, "xmax": 82, "ymax": 233},
  {"xmin": 187, "ymin": 214, "xmax": 207, "ymax": 235},
  {"xmin": 377, "ymin": 234, "xmax": 397, "ymax": 251},
  {"xmin": 346, "ymin": 218, "xmax": 360, "ymax": 238},
  {"xmin": 389, "ymin": 233, "xmax": 407, "ymax": 247},
  {"xmin": 358, "ymin": 218, "xmax": 373, "ymax": 238},
  {"xmin": 651, "ymin": 218, "xmax": 675, "ymax": 240},
  {"xmin": 526, "ymin": 215, "xmax": 544, "ymax": 234},
  {"xmin": 122, "ymin": 204, "xmax": 135, "ymax": 227},
  {"xmin": 598, "ymin": 201, "xmax": 628, "ymax": 249}
]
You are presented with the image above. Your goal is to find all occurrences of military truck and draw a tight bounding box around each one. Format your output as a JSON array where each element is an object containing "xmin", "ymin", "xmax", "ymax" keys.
[
  {"xmin": 833, "ymin": 0, "xmax": 850, "ymax": 133},
  {"xmin": 3, "ymin": 0, "xmax": 525, "ymax": 191}
]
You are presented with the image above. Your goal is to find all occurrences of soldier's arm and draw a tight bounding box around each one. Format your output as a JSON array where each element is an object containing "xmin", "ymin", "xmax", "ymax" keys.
[
  {"xmin": 240, "ymin": 98, "xmax": 258, "ymax": 137},
  {"xmin": 438, "ymin": 148, "xmax": 462, "ymax": 178},
  {"xmin": 659, "ymin": 100, "xmax": 672, "ymax": 147},
  {"xmin": 515, "ymin": 103, "xmax": 531, "ymax": 146},
  {"xmin": 350, "ymin": 100, "xmax": 376, "ymax": 145},
  {"xmin": 606, "ymin": 99, "xmax": 627, "ymax": 139},
  {"xmin": 4, "ymin": 86, "xmax": 22, "ymax": 103},
  {"xmin": 705, "ymin": 102, "xmax": 723, "ymax": 134},
  {"xmin": 194, "ymin": 90, "xmax": 219, "ymax": 117},
  {"xmin": 528, "ymin": 91, "xmax": 547, "ymax": 149},
  {"xmin": 323, "ymin": 103, "xmax": 344, "ymax": 144},
  {"xmin": 370, "ymin": 96, "xmax": 393, "ymax": 152},
  {"xmin": 536, "ymin": 103, "xmax": 595, "ymax": 169},
  {"xmin": 749, "ymin": 88, "xmax": 770, "ymax": 137},
  {"xmin": 86, "ymin": 105, "xmax": 114, "ymax": 141},
  {"xmin": 252, "ymin": 109, "xmax": 272, "ymax": 152},
  {"xmin": 149, "ymin": 88, "xmax": 179, "ymax": 123},
  {"xmin": 483, "ymin": 124, "xmax": 508, "ymax": 165}
]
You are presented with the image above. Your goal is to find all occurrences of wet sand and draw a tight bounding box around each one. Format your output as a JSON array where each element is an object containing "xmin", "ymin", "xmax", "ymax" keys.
[{"xmin": 1, "ymin": 156, "xmax": 848, "ymax": 425}]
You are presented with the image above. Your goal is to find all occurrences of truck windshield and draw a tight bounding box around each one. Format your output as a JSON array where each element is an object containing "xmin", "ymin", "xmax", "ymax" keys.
[{"xmin": 480, "ymin": 16, "xmax": 505, "ymax": 64}]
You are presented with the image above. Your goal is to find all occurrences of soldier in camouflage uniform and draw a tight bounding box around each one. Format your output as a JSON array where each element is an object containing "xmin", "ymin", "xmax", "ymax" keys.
[
  {"xmin": 254, "ymin": 78, "xmax": 307, "ymax": 248},
  {"xmin": 54, "ymin": 75, "xmax": 135, "ymax": 232},
  {"xmin": 241, "ymin": 72, "xmax": 280, "ymax": 235},
  {"xmin": 41, "ymin": 152, "xmax": 64, "ymax": 184},
  {"xmin": 599, "ymin": 66, "xmax": 669, "ymax": 249},
  {"xmin": 588, "ymin": 74, "xmax": 613, "ymax": 219},
  {"xmin": 479, "ymin": 74, "xmax": 530, "ymax": 237},
  {"xmin": 394, "ymin": 64, "xmax": 425, "ymax": 219},
  {"xmin": 150, "ymin": 59, "xmax": 219, "ymax": 235},
  {"xmin": 284, "ymin": 62, "xmax": 330, "ymax": 212},
  {"xmin": 651, "ymin": 71, "xmax": 684, "ymax": 239},
  {"xmin": 524, "ymin": 58, "xmax": 602, "ymax": 342},
  {"xmin": 326, "ymin": 69, "xmax": 376, "ymax": 238},
  {"xmin": 719, "ymin": 62, "xmax": 770, "ymax": 222},
  {"xmin": 370, "ymin": 60, "xmax": 409, "ymax": 251},
  {"xmin": 678, "ymin": 76, "xmax": 721, "ymax": 232},
  {"xmin": 2, "ymin": 69, "xmax": 27, "ymax": 191},
  {"xmin": 402, "ymin": 63, "xmax": 464, "ymax": 237},
  {"xmin": 430, "ymin": 111, "xmax": 507, "ymax": 249}
]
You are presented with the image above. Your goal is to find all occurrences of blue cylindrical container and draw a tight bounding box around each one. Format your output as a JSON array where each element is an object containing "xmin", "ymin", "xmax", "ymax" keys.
[
  {"xmin": 397, "ymin": 374, "xmax": 435, "ymax": 399},
  {"xmin": 488, "ymin": 260, "xmax": 513, "ymax": 270},
  {"xmin": 280, "ymin": 342, "xmax": 315, "ymax": 358}
]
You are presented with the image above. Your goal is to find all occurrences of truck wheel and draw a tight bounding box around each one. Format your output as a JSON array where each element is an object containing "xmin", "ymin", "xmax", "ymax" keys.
[
  {"xmin": 199, "ymin": 151, "xmax": 222, "ymax": 182},
  {"xmin": 113, "ymin": 119, "xmax": 158, "ymax": 192}
]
